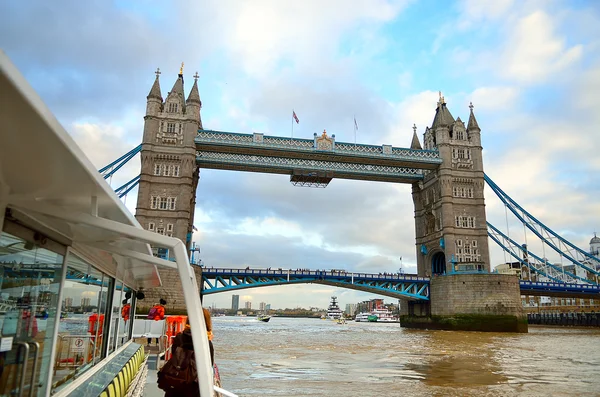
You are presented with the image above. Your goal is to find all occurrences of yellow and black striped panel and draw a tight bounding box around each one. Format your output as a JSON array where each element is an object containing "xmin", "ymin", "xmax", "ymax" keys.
[{"xmin": 100, "ymin": 344, "xmax": 146, "ymax": 397}]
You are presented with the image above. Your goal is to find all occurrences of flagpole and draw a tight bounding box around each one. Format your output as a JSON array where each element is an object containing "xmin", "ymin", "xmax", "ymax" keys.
[
  {"xmin": 291, "ymin": 110, "xmax": 294, "ymax": 138},
  {"xmin": 354, "ymin": 114, "xmax": 356, "ymax": 147}
]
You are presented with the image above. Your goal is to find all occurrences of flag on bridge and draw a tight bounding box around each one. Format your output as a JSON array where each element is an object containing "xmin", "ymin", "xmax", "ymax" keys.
[
  {"xmin": 293, "ymin": 110, "xmax": 299, "ymax": 124},
  {"xmin": 354, "ymin": 117, "xmax": 358, "ymax": 131}
]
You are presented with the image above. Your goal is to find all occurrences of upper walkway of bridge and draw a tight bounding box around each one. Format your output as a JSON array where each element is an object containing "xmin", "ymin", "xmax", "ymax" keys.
[{"xmin": 195, "ymin": 129, "xmax": 442, "ymax": 183}]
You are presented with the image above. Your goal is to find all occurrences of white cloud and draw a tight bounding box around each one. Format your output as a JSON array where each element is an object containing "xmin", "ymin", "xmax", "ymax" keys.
[
  {"xmin": 458, "ymin": 0, "xmax": 515, "ymax": 28},
  {"xmin": 501, "ymin": 11, "xmax": 583, "ymax": 83},
  {"xmin": 469, "ymin": 87, "xmax": 520, "ymax": 111}
]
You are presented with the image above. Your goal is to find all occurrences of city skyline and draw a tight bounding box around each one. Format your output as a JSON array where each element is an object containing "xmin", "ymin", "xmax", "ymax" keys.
[{"xmin": 1, "ymin": 0, "xmax": 598, "ymax": 309}]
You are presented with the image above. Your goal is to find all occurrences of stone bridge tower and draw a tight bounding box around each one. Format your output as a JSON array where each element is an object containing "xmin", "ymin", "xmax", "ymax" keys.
[
  {"xmin": 135, "ymin": 66, "xmax": 202, "ymax": 311},
  {"xmin": 412, "ymin": 96, "xmax": 490, "ymax": 276},
  {"xmin": 406, "ymin": 96, "xmax": 525, "ymax": 333}
]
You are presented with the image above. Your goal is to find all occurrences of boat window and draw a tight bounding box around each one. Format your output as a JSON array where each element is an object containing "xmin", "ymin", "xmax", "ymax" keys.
[
  {"xmin": 117, "ymin": 285, "xmax": 135, "ymax": 349},
  {"xmin": 107, "ymin": 280, "xmax": 123, "ymax": 354},
  {"xmin": 51, "ymin": 253, "xmax": 112, "ymax": 394},
  {"xmin": 0, "ymin": 229, "xmax": 65, "ymax": 397}
]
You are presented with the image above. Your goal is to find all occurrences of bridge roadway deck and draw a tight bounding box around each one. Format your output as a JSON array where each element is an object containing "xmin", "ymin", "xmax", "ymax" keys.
[
  {"xmin": 199, "ymin": 267, "xmax": 431, "ymax": 300},
  {"xmin": 198, "ymin": 268, "xmax": 600, "ymax": 301},
  {"xmin": 518, "ymin": 280, "xmax": 600, "ymax": 299},
  {"xmin": 195, "ymin": 130, "xmax": 442, "ymax": 183}
]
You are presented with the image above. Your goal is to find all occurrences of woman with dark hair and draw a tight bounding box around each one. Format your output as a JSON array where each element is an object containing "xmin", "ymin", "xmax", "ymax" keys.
[{"xmin": 159, "ymin": 308, "xmax": 214, "ymax": 397}]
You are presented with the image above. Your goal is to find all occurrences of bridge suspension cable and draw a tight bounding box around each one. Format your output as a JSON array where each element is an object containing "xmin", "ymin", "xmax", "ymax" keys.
[
  {"xmin": 485, "ymin": 174, "xmax": 600, "ymax": 279},
  {"xmin": 487, "ymin": 222, "xmax": 588, "ymax": 284},
  {"xmin": 98, "ymin": 144, "xmax": 142, "ymax": 180},
  {"xmin": 115, "ymin": 175, "xmax": 141, "ymax": 198}
]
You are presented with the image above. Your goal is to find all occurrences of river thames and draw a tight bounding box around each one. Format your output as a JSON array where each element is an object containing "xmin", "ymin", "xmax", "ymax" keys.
[{"xmin": 211, "ymin": 317, "xmax": 600, "ymax": 396}]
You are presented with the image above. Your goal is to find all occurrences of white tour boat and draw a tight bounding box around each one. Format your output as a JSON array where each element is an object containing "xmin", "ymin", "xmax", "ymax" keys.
[
  {"xmin": 368, "ymin": 307, "xmax": 400, "ymax": 322},
  {"xmin": 355, "ymin": 312, "xmax": 370, "ymax": 322}
]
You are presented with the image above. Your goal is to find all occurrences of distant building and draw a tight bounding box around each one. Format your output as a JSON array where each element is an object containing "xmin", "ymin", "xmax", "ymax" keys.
[
  {"xmin": 345, "ymin": 303, "xmax": 356, "ymax": 316},
  {"xmin": 245, "ymin": 301, "xmax": 251, "ymax": 309},
  {"xmin": 265, "ymin": 304, "xmax": 271, "ymax": 311},
  {"xmin": 356, "ymin": 299, "xmax": 384, "ymax": 314},
  {"xmin": 63, "ymin": 297, "xmax": 73, "ymax": 309},
  {"xmin": 591, "ymin": 233, "xmax": 600, "ymax": 258},
  {"xmin": 259, "ymin": 302, "xmax": 266, "ymax": 311},
  {"xmin": 231, "ymin": 295, "xmax": 239, "ymax": 311},
  {"xmin": 494, "ymin": 262, "xmax": 522, "ymax": 277},
  {"xmin": 81, "ymin": 297, "xmax": 91, "ymax": 307}
]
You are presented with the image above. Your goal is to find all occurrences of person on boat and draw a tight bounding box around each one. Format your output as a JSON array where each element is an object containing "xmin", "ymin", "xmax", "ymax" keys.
[
  {"xmin": 147, "ymin": 298, "xmax": 166, "ymax": 346},
  {"xmin": 161, "ymin": 309, "xmax": 214, "ymax": 397},
  {"xmin": 121, "ymin": 299, "xmax": 131, "ymax": 323}
]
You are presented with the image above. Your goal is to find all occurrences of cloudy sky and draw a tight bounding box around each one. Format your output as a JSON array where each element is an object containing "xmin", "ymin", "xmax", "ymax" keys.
[{"xmin": 1, "ymin": 0, "xmax": 599, "ymax": 310}]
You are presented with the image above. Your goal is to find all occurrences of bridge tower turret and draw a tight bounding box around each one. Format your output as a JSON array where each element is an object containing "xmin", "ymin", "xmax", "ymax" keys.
[
  {"xmin": 135, "ymin": 65, "xmax": 202, "ymax": 310},
  {"xmin": 412, "ymin": 95, "xmax": 490, "ymax": 276}
]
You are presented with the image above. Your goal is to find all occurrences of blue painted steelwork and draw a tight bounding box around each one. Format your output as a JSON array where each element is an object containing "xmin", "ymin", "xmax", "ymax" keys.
[
  {"xmin": 519, "ymin": 280, "xmax": 600, "ymax": 298},
  {"xmin": 485, "ymin": 174, "xmax": 600, "ymax": 277},
  {"xmin": 487, "ymin": 222, "xmax": 592, "ymax": 284},
  {"xmin": 114, "ymin": 175, "xmax": 140, "ymax": 198},
  {"xmin": 199, "ymin": 267, "xmax": 430, "ymax": 301},
  {"xmin": 99, "ymin": 144, "xmax": 142, "ymax": 180},
  {"xmin": 200, "ymin": 267, "xmax": 598, "ymax": 300}
]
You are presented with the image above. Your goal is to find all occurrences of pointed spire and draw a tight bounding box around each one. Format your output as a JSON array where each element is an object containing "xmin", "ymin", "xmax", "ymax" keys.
[
  {"xmin": 186, "ymin": 71, "xmax": 201, "ymax": 105},
  {"xmin": 147, "ymin": 67, "xmax": 162, "ymax": 101},
  {"xmin": 410, "ymin": 124, "xmax": 422, "ymax": 150},
  {"xmin": 467, "ymin": 102, "xmax": 480, "ymax": 131},
  {"xmin": 170, "ymin": 73, "xmax": 184, "ymax": 96},
  {"xmin": 431, "ymin": 94, "xmax": 455, "ymax": 129}
]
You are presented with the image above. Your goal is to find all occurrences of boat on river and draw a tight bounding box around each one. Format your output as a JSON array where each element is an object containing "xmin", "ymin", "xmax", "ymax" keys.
[
  {"xmin": 0, "ymin": 53, "xmax": 236, "ymax": 397},
  {"xmin": 355, "ymin": 312, "xmax": 370, "ymax": 322},
  {"xmin": 257, "ymin": 314, "xmax": 271, "ymax": 322},
  {"xmin": 355, "ymin": 307, "xmax": 399, "ymax": 323},
  {"xmin": 326, "ymin": 296, "xmax": 343, "ymax": 320},
  {"xmin": 368, "ymin": 307, "xmax": 399, "ymax": 322}
]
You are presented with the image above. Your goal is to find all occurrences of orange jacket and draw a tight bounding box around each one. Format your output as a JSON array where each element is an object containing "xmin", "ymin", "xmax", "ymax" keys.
[
  {"xmin": 149, "ymin": 304, "xmax": 165, "ymax": 321},
  {"xmin": 121, "ymin": 304, "xmax": 131, "ymax": 322}
]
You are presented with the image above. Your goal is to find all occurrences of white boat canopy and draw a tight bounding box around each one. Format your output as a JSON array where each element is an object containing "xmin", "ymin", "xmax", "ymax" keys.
[{"xmin": 0, "ymin": 50, "xmax": 218, "ymax": 397}]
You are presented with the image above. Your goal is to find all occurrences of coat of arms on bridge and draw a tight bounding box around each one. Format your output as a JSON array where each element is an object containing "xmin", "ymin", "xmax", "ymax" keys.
[
  {"xmin": 314, "ymin": 129, "xmax": 335, "ymax": 151},
  {"xmin": 289, "ymin": 130, "xmax": 336, "ymax": 188}
]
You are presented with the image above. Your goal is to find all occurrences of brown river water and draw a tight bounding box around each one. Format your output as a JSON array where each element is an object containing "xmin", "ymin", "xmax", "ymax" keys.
[{"xmin": 210, "ymin": 317, "xmax": 600, "ymax": 397}]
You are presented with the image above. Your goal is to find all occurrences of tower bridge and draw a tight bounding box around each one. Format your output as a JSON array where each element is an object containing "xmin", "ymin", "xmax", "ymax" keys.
[{"xmin": 97, "ymin": 67, "xmax": 600, "ymax": 332}]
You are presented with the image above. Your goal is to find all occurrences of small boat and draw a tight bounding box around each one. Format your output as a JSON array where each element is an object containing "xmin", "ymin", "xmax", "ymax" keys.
[
  {"xmin": 257, "ymin": 314, "xmax": 271, "ymax": 322},
  {"xmin": 355, "ymin": 312, "xmax": 370, "ymax": 322},
  {"xmin": 336, "ymin": 318, "xmax": 346, "ymax": 325}
]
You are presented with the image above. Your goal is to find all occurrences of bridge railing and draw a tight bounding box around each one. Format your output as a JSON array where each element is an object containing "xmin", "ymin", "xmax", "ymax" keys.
[
  {"xmin": 520, "ymin": 280, "xmax": 600, "ymax": 291},
  {"xmin": 200, "ymin": 267, "xmax": 429, "ymax": 281}
]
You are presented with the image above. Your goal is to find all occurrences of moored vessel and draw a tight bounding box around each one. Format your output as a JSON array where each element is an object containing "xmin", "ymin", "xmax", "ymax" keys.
[{"xmin": 326, "ymin": 296, "xmax": 343, "ymax": 320}]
